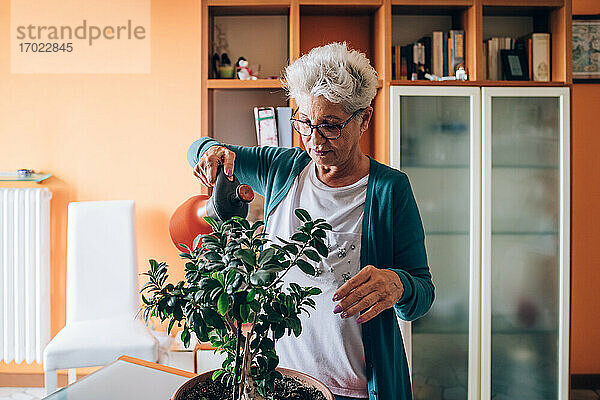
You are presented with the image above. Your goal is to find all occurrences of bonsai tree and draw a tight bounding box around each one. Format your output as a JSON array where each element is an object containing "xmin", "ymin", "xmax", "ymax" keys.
[{"xmin": 139, "ymin": 209, "xmax": 332, "ymax": 400}]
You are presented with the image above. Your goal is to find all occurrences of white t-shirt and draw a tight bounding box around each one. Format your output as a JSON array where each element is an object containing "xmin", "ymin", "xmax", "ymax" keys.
[{"xmin": 265, "ymin": 161, "xmax": 369, "ymax": 398}]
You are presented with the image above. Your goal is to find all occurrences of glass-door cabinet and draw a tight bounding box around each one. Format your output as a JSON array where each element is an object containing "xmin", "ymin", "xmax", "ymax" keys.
[{"xmin": 390, "ymin": 86, "xmax": 570, "ymax": 400}]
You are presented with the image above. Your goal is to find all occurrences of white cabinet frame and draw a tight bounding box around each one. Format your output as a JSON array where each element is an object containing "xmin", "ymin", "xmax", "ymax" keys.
[
  {"xmin": 390, "ymin": 86, "xmax": 482, "ymax": 400},
  {"xmin": 481, "ymin": 87, "xmax": 570, "ymax": 400},
  {"xmin": 390, "ymin": 86, "xmax": 570, "ymax": 400}
]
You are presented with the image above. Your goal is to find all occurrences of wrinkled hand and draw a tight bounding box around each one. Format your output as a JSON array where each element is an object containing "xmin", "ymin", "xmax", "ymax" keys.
[
  {"xmin": 332, "ymin": 265, "xmax": 404, "ymax": 324},
  {"xmin": 193, "ymin": 145, "xmax": 236, "ymax": 187}
]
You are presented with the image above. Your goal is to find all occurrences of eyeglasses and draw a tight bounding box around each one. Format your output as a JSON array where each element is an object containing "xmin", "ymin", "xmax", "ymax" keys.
[{"xmin": 290, "ymin": 108, "xmax": 365, "ymax": 140}]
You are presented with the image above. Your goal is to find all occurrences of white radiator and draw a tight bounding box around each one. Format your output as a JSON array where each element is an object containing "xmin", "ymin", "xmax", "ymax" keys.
[{"xmin": 0, "ymin": 188, "xmax": 52, "ymax": 364}]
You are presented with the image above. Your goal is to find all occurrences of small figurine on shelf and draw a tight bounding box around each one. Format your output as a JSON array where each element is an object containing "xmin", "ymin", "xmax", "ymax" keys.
[
  {"xmin": 455, "ymin": 66, "xmax": 468, "ymax": 81},
  {"xmin": 218, "ymin": 53, "xmax": 235, "ymax": 79},
  {"xmin": 236, "ymin": 57, "xmax": 257, "ymax": 80}
]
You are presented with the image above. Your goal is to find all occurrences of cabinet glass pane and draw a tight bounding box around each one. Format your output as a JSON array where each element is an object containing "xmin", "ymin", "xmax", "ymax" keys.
[
  {"xmin": 490, "ymin": 97, "xmax": 560, "ymax": 400},
  {"xmin": 400, "ymin": 96, "xmax": 471, "ymax": 400}
]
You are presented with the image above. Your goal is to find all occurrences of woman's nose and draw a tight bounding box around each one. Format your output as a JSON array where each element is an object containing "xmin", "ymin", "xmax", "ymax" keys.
[{"xmin": 310, "ymin": 127, "xmax": 326, "ymax": 145}]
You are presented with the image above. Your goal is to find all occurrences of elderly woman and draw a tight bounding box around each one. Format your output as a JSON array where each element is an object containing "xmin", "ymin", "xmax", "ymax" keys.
[{"xmin": 187, "ymin": 42, "xmax": 434, "ymax": 400}]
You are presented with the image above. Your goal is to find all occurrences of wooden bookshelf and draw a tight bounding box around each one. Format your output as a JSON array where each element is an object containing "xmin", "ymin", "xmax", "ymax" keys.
[
  {"xmin": 207, "ymin": 79, "xmax": 284, "ymax": 89},
  {"xmin": 200, "ymin": 0, "xmax": 572, "ymax": 164}
]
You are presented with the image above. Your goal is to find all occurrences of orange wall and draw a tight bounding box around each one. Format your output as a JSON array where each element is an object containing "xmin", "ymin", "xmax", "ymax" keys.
[
  {"xmin": 0, "ymin": 0, "xmax": 202, "ymax": 374},
  {"xmin": 571, "ymin": 0, "xmax": 600, "ymax": 375}
]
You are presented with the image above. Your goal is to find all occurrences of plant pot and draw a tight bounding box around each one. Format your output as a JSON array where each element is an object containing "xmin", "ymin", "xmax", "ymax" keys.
[{"xmin": 171, "ymin": 367, "xmax": 335, "ymax": 400}]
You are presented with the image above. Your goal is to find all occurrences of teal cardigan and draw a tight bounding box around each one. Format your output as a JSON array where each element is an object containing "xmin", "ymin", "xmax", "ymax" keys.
[{"xmin": 187, "ymin": 137, "xmax": 435, "ymax": 400}]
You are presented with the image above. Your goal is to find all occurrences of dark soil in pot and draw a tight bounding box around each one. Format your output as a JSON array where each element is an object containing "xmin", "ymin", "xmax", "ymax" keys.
[{"xmin": 179, "ymin": 375, "xmax": 328, "ymax": 400}]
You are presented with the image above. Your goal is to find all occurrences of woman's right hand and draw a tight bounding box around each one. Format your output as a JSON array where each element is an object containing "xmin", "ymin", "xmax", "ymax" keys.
[{"xmin": 193, "ymin": 145, "xmax": 236, "ymax": 187}]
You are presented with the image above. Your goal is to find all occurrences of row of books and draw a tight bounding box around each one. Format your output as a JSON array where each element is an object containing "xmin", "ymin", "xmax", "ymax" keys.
[
  {"xmin": 484, "ymin": 33, "xmax": 550, "ymax": 81},
  {"xmin": 392, "ymin": 30, "xmax": 465, "ymax": 80},
  {"xmin": 253, "ymin": 107, "xmax": 293, "ymax": 148}
]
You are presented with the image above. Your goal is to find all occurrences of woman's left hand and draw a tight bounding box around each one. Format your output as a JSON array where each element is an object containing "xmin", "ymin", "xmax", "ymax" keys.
[{"xmin": 332, "ymin": 265, "xmax": 404, "ymax": 324}]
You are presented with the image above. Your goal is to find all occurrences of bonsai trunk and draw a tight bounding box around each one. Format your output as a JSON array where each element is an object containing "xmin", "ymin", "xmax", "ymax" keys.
[
  {"xmin": 239, "ymin": 358, "xmax": 266, "ymax": 400},
  {"xmin": 238, "ymin": 327, "xmax": 266, "ymax": 400}
]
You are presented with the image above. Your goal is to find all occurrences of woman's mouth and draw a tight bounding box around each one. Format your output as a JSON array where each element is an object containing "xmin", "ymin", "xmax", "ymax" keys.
[{"xmin": 313, "ymin": 149, "xmax": 330, "ymax": 156}]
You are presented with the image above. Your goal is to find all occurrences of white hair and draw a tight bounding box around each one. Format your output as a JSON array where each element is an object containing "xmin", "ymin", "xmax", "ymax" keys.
[{"xmin": 282, "ymin": 42, "xmax": 378, "ymax": 114}]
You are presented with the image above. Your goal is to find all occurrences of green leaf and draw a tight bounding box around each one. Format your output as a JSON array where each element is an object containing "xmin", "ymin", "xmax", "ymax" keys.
[
  {"xmin": 212, "ymin": 369, "xmax": 225, "ymax": 381},
  {"xmin": 251, "ymin": 220, "xmax": 265, "ymax": 231},
  {"xmin": 203, "ymin": 216, "xmax": 221, "ymax": 232},
  {"xmin": 249, "ymin": 300, "xmax": 261, "ymax": 312},
  {"xmin": 180, "ymin": 329, "xmax": 190, "ymax": 348},
  {"xmin": 193, "ymin": 233, "xmax": 203, "ymax": 250},
  {"xmin": 257, "ymin": 248, "xmax": 276, "ymax": 265},
  {"xmin": 204, "ymin": 252, "xmax": 221, "ymax": 262},
  {"xmin": 296, "ymin": 259, "xmax": 315, "ymax": 276},
  {"xmin": 291, "ymin": 232, "xmax": 310, "ymax": 243},
  {"xmin": 316, "ymin": 222, "xmax": 332, "ymax": 231},
  {"xmin": 212, "ymin": 271, "xmax": 225, "ymax": 287},
  {"xmin": 217, "ymin": 293, "xmax": 230, "ymax": 315},
  {"xmin": 234, "ymin": 249, "xmax": 256, "ymax": 267},
  {"xmin": 289, "ymin": 316, "xmax": 302, "ymax": 337},
  {"xmin": 308, "ymin": 287, "xmax": 322, "ymax": 295},
  {"xmin": 168, "ymin": 318, "xmax": 176, "ymax": 334},
  {"xmin": 201, "ymin": 308, "xmax": 225, "ymax": 329},
  {"xmin": 250, "ymin": 270, "xmax": 276, "ymax": 286},
  {"xmin": 246, "ymin": 288, "xmax": 257, "ymax": 302},
  {"xmin": 289, "ymin": 283, "xmax": 301, "ymax": 294},
  {"xmin": 303, "ymin": 249, "xmax": 321, "ymax": 262},
  {"xmin": 282, "ymin": 244, "xmax": 298, "ymax": 255},
  {"xmin": 178, "ymin": 243, "xmax": 191, "ymax": 252},
  {"xmin": 274, "ymin": 324, "xmax": 285, "ymax": 339},
  {"xmin": 194, "ymin": 321, "xmax": 209, "ymax": 342},
  {"xmin": 294, "ymin": 209, "xmax": 311, "ymax": 222},
  {"xmin": 261, "ymin": 264, "xmax": 286, "ymax": 273},
  {"xmin": 313, "ymin": 229, "xmax": 326, "ymax": 239},
  {"xmin": 199, "ymin": 278, "xmax": 219, "ymax": 291},
  {"xmin": 312, "ymin": 239, "xmax": 329, "ymax": 258},
  {"xmin": 225, "ymin": 268, "xmax": 238, "ymax": 286},
  {"xmin": 240, "ymin": 303, "xmax": 250, "ymax": 322}
]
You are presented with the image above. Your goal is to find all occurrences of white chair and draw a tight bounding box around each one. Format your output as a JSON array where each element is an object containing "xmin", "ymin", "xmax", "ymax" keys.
[{"xmin": 43, "ymin": 200, "xmax": 158, "ymax": 395}]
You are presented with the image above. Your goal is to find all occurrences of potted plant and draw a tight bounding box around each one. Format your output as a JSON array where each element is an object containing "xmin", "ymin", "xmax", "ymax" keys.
[{"xmin": 139, "ymin": 209, "xmax": 334, "ymax": 400}]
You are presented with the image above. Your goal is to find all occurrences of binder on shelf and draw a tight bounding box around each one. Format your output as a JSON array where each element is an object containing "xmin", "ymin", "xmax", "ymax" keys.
[
  {"xmin": 253, "ymin": 107, "xmax": 278, "ymax": 147},
  {"xmin": 531, "ymin": 33, "xmax": 550, "ymax": 82},
  {"xmin": 275, "ymin": 107, "xmax": 293, "ymax": 148}
]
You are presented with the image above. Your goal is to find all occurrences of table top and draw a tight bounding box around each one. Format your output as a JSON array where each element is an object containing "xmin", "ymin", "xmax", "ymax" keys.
[{"xmin": 42, "ymin": 356, "xmax": 197, "ymax": 400}]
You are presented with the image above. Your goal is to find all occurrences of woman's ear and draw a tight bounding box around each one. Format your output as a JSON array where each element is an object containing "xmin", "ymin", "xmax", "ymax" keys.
[{"xmin": 360, "ymin": 107, "xmax": 374, "ymax": 133}]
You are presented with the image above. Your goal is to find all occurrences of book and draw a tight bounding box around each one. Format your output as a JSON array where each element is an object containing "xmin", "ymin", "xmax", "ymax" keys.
[
  {"xmin": 528, "ymin": 37, "xmax": 532, "ymax": 80},
  {"xmin": 413, "ymin": 42, "xmax": 425, "ymax": 79},
  {"xmin": 483, "ymin": 41, "xmax": 488, "ymax": 80},
  {"xmin": 402, "ymin": 45, "xmax": 413, "ymax": 80},
  {"xmin": 487, "ymin": 37, "xmax": 499, "ymax": 80},
  {"xmin": 253, "ymin": 107, "xmax": 278, "ymax": 147},
  {"xmin": 432, "ymin": 31, "xmax": 444, "ymax": 77},
  {"xmin": 443, "ymin": 32, "xmax": 449, "ymax": 77},
  {"xmin": 275, "ymin": 107, "xmax": 293, "ymax": 148},
  {"xmin": 396, "ymin": 45, "xmax": 402, "ymax": 80},
  {"xmin": 450, "ymin": 30, "xmax": 465, "ymax": 75},
  {"xmin": 419, "ymin": 36, "xmax": 432, "ymax": 77},
  {"xmin": 392, "ymin": 45, "xmax": 396, "ymax": 80},
  {"xmin": 448, "ymin": 36, "xmax": 452, "ymax": 76},
  {"xmin": 531, "ymin": 33, "xmax": 550, "ymax": 82}
]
